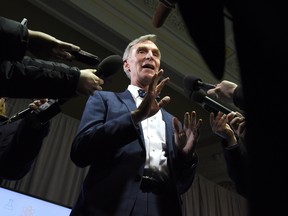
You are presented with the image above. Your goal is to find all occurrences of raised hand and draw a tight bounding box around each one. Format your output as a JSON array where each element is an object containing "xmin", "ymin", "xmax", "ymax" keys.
[
  {"xmin": 132, "ymin": 69, "xmax": 170, "ymax": 123},
  {"xmin": 173, "ymin": 111, "xmax": 202, "ymax": 162}
]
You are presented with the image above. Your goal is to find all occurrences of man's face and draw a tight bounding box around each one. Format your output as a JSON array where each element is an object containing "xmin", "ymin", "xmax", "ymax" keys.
[{"xmin": 124, "ymin": 40, "xmax": 161, "ymax": 87}]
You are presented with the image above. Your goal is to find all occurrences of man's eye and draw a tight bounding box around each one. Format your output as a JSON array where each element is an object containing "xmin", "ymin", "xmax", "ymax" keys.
[{"xmin": 153, "ymin": 52, "xmax": 160, "ymax": 57}]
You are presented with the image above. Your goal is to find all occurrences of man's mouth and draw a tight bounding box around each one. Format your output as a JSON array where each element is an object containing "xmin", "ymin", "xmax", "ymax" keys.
[{"xmin": 142, "ymin": 64, "xmax": 155, "ymax": 70}]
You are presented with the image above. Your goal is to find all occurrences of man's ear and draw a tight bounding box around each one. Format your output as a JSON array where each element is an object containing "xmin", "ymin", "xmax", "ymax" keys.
[{"xmin": 123, "ymin": 60, "xmax": 130, "ymax": 72}]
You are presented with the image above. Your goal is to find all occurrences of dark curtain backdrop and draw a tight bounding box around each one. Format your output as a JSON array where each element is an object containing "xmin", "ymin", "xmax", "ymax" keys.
[{"xmin": 0, "ymin": 99, "xmax": 248, "ymax": 216}]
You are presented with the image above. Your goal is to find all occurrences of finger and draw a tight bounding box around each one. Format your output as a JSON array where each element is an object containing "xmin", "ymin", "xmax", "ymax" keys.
[
  {"xmin": 209, "ymin": 112, "xmax": 215, "ymax": 127},
  {"xmin": 94, "ymin": 85, "xmax": 103, "ymax": 91},
  {"xmin": 39, "ymin": 98, "xmax": 48, "ymax": 104},
  {"xmin": 90, "ymin": 69, "xmax": 97, "ymax": 74},
  {"xmin": 207, "ymin": 89, "xmax": 215, "ymax": 95},
  {"xmin": 54, "ymin": 51, "xmax": 72, "ymax": 60},
  {"xmin": 152, "ymin": 69, "xmax": 164, "ymax": 87},
  {"xmin": 183, "ymin": 112, "xmax": 190, "ymax": 130},
  {"xmin": 190, "ymin": 111, "xmax": 196, "ymax": 126},
  {"xmin": 196, "ymin": 119, "xmax": 203, "ymax": 135},
  {"xmin": 58, "ymin": 41, "xmax": 80, "ymax": 52},
  {"xmin": 158, "ymin": 96, "xmax": 170, "ymax": 108},
  {"xmin": 173, "ymin": 117, "xmax": 180, "ymax": 135}
]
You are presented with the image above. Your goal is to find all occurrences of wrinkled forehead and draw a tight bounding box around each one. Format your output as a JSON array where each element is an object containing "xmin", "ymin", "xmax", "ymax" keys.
[{"xmin": 132, "ymin": 40, "xmax": 161, "ymax": 55}]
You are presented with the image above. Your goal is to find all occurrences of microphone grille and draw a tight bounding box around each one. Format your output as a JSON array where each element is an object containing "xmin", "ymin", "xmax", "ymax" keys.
[
  {"xmin": 183, "ymin": 75, "xmax": 203, "ymax": 98},
  {"xmin": 97, "ymin": 55, "xmax": 123, "ymax": 78},
  {"xmin": 191, "ymin": 89, "xmax": 207, "ymax": 103}
]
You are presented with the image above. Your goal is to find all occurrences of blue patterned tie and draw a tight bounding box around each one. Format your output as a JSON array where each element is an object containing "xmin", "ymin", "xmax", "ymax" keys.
[
  {"xmin": 138, "ymin": 89, "xmax": 160, "ymax": 99},
  {"xmin": 138, "ymin": 89, "xmax": 146, "ymax": 98}
]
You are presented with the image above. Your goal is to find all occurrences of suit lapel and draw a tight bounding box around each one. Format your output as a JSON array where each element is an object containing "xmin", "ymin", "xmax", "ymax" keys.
[
  {"xmin": 116, "ymin": 90, "xmax": 136, "ymax": 111},
  {"xmin": 116, "ymin": 90, "xmax": 146, "ymax": 149}
]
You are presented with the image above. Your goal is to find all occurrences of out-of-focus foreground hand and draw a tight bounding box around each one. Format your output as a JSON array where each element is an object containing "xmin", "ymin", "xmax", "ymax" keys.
[
  {"xmin": 229, "ymin": 112, "xmax": 246, "ymax": 139},
  {"xmin": 207, "ymin": 80, "xmax": 238, "ymax": 103},
  {"xmin": 28, "ymin": 98, "xmax": 49, "ymax": 110},
  {"xmin": 28, "ymin": 30, "xmax": 80, "ymax": 60},
  {"xmin": 76, "ymin": 69, "xmax": 104, "ymax": 96}
]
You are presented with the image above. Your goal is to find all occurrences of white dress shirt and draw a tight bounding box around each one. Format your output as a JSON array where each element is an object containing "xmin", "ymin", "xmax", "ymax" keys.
[{"xmin": 128, "ymin": 85, "xmax": 169, "ymax": 179}]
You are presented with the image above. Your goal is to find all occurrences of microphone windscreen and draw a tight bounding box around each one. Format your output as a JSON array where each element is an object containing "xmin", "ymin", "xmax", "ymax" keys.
[
  {"xmin": 183, "ymin": 75, "xmax": 201, "ymax": 91},
  {"xmin": 183, "ymin": 75, "xmax": 203, "ymax": 99},
  {"xmin": 96, "ymin": 55, "xmax": 123, "ymax": 78},
  {"xmin": 191, "ymin": 89, "xmax": 207, "ymax": 103}
]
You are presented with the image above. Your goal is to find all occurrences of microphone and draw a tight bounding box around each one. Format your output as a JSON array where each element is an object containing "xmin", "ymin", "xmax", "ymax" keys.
[
  {"xmin": 6, "ymin": 55, "xmax": 123, "ymax": 124},
  {"xmin": 191, "ymin": 89, "xmax": 233, "ymax": 115},
  {"xmin": 95, "ymin": 54, "xmax": 123, "ymax": 78},
  {"xmin": 152, "ymin": 2, "xmax": 173, "ymax": 28},
  {"xmin": 183, "ymin": 75, "xmax": 216, "ymax": 92},
  {"xmin": 71, "ymin": 50, "xmax": 101, "ymax": 66},
  {"xmin": 7, "ymin": 99, "xmax": 65, "ymax": 125}
]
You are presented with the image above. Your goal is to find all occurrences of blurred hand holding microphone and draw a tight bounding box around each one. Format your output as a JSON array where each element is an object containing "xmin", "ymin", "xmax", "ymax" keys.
[
  {"xmin": 6, "ymin": 52, "xmax": 123, "ymax": 125},
  {"xmin": 183, "ymin": 75, "xmax": 239, "ymax": 116}
]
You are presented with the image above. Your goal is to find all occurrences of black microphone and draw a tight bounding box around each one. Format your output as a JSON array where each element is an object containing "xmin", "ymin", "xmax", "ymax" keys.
[
  {"xmin": 191, "ymin": 89, "xmax": 233, "ymax": 115},
  {"xmin": 7, "ymin": 99, "xmax": 65, "ymax": 125},
  {"xmin": 71, "ymin": 50, "xmax": 101, "ymax": 66},
  {"xmin": 183, "ymin": 75, "xmax": 216, "ymax": 92},
  {"xmin": 95, "ymin": 54, "xmax": 123, "ymax": 78}
]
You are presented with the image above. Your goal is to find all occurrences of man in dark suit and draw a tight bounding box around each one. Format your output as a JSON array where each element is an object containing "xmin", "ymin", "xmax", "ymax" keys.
[{"xmin": 70, "ymin": 34, "xmax": 202, "ymax": 216}]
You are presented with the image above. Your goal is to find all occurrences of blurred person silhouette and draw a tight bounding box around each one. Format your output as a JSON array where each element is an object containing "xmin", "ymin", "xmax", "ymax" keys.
[
  {"xmin": 0, "ymin": 16, "xmax": 103, "ymax": 98},
  {"xmin": 0, "ymin": 97, "xmax": 51, "ymax": 180},
  {"xmin": 69, "ymin": 34, "xmax": 202, "ymax": 216},
  {"xmin": 152, "ymin": 1, "xmax": 288, "ymax": 214}
]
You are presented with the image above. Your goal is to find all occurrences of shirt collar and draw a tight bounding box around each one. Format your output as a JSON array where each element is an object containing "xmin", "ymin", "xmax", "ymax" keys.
[{"xmin": 128, "ymin": 85, "xmax": 143, "ymax": 100}]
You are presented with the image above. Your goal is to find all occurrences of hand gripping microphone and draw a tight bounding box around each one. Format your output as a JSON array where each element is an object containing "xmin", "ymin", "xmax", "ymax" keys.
[{"xmin": 7, "ymin": 55, "xmax": 123, "ymax": 124}]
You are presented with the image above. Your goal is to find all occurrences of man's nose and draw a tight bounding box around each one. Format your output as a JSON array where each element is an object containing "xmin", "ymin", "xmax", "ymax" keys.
[{"xmin": 145, "ymin": 51, "xmax": 153, "ymax": 59}]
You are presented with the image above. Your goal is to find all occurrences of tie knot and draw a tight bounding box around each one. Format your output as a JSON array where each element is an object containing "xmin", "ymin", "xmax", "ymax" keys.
[{"xmin": 138, "ymin": 89, "xmax": 146, "ymax": 98}]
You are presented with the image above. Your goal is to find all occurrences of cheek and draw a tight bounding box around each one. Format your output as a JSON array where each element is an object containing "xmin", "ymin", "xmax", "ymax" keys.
[{"xmin": 155, "ymin": 59, "xmax": 161, "ymax": 69}]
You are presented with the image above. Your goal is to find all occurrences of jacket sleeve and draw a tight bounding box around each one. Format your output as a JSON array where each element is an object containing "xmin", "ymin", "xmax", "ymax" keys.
[
  {"xmin": 0, "ymin": 16, "xmax": 28, "ymax": 61},
  {"xmin": 0, "ymin": 56, "xmax": 80, "ymax": 98},
  {"xmin": 233, "ymin": 85, "xmax": 245, "ymax": 110},
  {"xmin": 223, "ymin": 140, "xmax": 250, "ymax": 198}
]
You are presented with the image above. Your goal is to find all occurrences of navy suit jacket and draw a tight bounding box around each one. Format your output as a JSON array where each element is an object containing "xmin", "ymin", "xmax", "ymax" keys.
[{"xmin": 70, "ymin": 89, "xmax": 198, "ymax": 216}]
